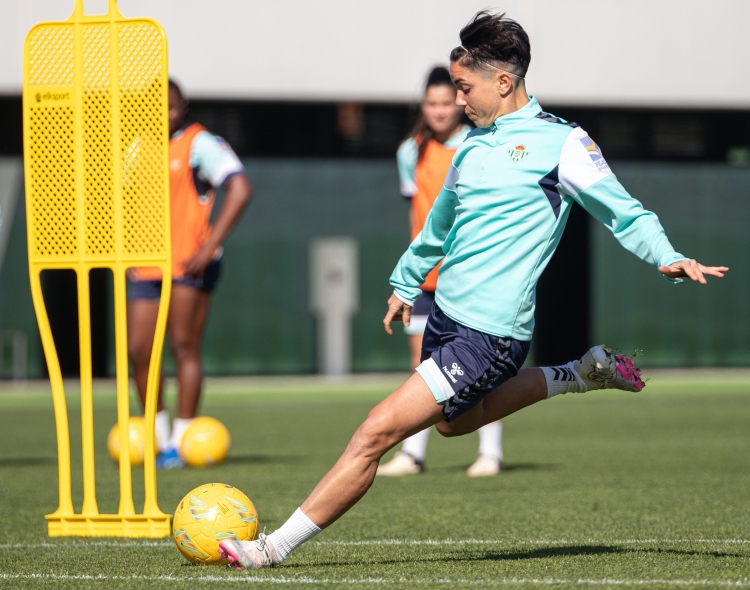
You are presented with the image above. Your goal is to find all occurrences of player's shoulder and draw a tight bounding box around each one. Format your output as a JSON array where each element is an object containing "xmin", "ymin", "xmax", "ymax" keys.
[
  {"xmin": 531, "ymin": 111, "xmax": 583, "ymax": 138},
  {"xmin": 534, "ymin": 111, "xmax": 580, "ymax": 129},
  {"xmin": 190, "ymin": 128, "xmax": 240, "ymax": 163},
  {"xmin": 192, "ymin": 128, "xmax": 230, "ymax": 150},
  {"xmin": 397, "ymin": 137, "xmax": 418, "ymax": 165},
  {"xmin": 397, "ymin": 136, "xmax": 418, "ymax": 156}
]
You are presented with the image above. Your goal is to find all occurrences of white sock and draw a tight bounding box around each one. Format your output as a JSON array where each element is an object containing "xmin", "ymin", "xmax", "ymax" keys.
[
  {"xmin": 400, "ymin": 428, "xmax": 430, "ymax": 462},
  {"xmin": 154, "ymin": 410, "xmax": 171, "ymax": 453},
  {"xmin": 267, "ymin": 508, "xmax": 322, "ymax": 563},
  {"xmin": 478, "ymin": 421, "xmax": 503, "ymax": 462},
  {"xmin": 169, "ymin": 417, "xmax": 193, "ymax": 450},
  {"xmin": 542, "ymin": 363, "xmax": 587, "ymax": 398}
]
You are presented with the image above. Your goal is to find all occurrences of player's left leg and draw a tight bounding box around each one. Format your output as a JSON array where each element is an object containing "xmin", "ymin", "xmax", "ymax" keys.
[
  {"xmin": 377, "ymin": 330, "xmax": 431, "ymax": 476},
  {"xmin": 157, "ymin": 259, "xmax": 221, "ymax": 468},
  {"xmin": 167, "ymin": 284, "xmax": 210, "ymax": 439}
]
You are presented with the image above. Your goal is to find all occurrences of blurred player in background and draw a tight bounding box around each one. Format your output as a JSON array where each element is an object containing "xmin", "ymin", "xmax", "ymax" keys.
[
  {"xmin": 218, "ymin": 11, "xmax": 726, "ymax": 569},
  {"xmin": 127, "ymin": 79, "xmax": 252, "ymax": 468},
  {"xmin": 378, "ymin": 66, "xmax": 503, "ymax": 478}
]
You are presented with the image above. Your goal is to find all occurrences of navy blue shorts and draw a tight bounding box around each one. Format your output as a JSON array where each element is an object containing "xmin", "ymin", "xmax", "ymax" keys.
[
  {"xmin": 127, "ymin": 258, "xmax": 223, "ymax": 300},
  {"xmin": 415, "ymin": 303, "xmax": 531, "ymax": 422}
]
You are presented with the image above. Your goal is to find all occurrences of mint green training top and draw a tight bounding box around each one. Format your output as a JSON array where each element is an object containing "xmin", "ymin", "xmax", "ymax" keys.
[{"xmin": 390, "ymin": 96, "xmax": 685, "ymax": 341}]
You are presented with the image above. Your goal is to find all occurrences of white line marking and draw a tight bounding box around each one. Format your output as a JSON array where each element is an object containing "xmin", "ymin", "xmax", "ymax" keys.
[
  {"xmin": 1, "ymin": 573, "xmax": 749, "ymax": 586},
  {"xmin": 1, "ymin": 538, "xmax": 748, "ymax": 549}
]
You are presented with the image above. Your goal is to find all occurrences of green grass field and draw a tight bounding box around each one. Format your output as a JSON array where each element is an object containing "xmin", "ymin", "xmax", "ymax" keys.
[{"xmin": 0, "ymin": 372, "xmax": 749, "ymax": 588}]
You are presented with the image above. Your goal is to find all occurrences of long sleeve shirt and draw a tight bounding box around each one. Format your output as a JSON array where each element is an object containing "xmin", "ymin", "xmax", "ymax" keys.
[{"xmin": 390, "ymin": 96, "xmax": 684, "ymax": 341}]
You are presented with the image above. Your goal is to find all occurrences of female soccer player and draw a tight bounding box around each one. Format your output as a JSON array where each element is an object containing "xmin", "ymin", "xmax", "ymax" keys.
[
  {"xmin": 219, "ymin": 12, "xmax": 727, "ymax": 567},
  {"xmin": 127, "ymin": 80, "xmax": 252, "ymax": 468},
  {"xmin": 378, "ymin": 66, "xmax": 504, "ymax": 478}
]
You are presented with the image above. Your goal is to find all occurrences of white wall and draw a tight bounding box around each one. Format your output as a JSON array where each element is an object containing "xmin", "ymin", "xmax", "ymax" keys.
[{"xmin": 2, "ymin": 0, "xmax": 749, "ymax": 108}]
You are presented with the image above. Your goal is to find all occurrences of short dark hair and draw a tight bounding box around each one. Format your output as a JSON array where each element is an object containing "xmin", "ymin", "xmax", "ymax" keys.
[
  {"xmin": 449, "ymin": 11, "xmax": 531, "ymax": 77},
  {"xmin": 168, "ymin": 78, "xmax": 185, "ymax": 100}
]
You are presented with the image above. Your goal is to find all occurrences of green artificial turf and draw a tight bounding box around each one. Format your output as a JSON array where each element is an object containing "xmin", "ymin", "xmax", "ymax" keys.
[{"xmin": 0, "ymin": 374, "xmax": 748, "ymax": 588}]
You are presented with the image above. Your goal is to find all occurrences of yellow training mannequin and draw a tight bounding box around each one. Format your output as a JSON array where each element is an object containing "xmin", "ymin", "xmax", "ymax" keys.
[{"xmin": 23, "ymin": 0, "xmax": 171, "ymax": 537}]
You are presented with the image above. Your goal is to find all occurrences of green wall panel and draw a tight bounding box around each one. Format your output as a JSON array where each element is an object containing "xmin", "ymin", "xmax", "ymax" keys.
[
  {"xmin": 167, "ymin": 158, "xmax": 412, "ymax": 375},
  {"xmin": 0, "ymin": 167, "xmax": 44, "ymax": 378},
  {"xmin": 591, "ymin": 163, "xmax": 750, "ymax": 366},
  {"xmin": 3, "ymin": 158, "xmax": 749, "ymax": 377}
]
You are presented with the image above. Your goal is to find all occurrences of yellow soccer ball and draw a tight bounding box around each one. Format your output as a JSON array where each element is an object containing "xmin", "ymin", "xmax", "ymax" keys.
[
  {"xmin": 106, "ymin": 417, "xmax": 155, "ymax": 466},
  {"xmin": 180, "ymin": 417, "xmax": 231, "ymax": 468},
  {"xmin": 172, "ymin": 482, "xmax": 258, "ymax": 565}
]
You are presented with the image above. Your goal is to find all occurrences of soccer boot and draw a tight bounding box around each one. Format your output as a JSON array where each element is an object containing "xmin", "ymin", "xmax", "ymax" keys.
[
  {"xmin": 155, "ymin": 447, "xmax": 184, "ymax": 469},
  {"xmin": 376, "ymin": 451, "xmax": 424, "ymax": 476},
  {"xmin": 466, "ymin": 454, "xmax": 502, "ymax": 477},
  {"xmin": 219, "ymin": 533, "xmax": 278, "ymax": 570},
  {"xmin": 574, "ymin": 345, "xmax": 645, "ymax": 392}
]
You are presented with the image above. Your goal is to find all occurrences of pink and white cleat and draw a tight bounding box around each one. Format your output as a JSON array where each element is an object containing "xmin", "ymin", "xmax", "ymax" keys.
[
  {"xmin": 219, "ymin": 533, "xmax": 278, "ymax": 570},
  {"xmin": 573, "ymin": 345, "xmax": 645, "ymax": 392}
]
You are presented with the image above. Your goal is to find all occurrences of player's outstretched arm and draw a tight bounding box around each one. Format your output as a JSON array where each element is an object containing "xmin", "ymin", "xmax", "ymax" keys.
[{"xmin": 659, "ymin": 259, "xmax": 728, "ymax": 284}]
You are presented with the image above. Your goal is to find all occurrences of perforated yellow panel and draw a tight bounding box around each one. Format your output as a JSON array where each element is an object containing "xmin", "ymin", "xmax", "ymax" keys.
[
  {"xmin": 82, "ymin": 24, "xmax": 114, "ymax": 257},
  {"xmin": 23, "ymin": 0, "xmax": 171, "ymax": 538},
  {"xmin": 119, "ymin": 22, "xmax": 168, "ymax": 256}
]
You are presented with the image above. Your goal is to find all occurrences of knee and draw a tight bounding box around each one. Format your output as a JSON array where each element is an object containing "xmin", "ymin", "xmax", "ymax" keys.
[
  {"xmin": 170, "ymin": 335, "xmax": 197, "ymax": 364},
  {"xmin": 128, "ymin": 339, "xmax": 151, "ymax": 368},
  {"xmin": 348, "ymin": 412, "xmax": 396, "ymax": 460},
  {"xmin": 435, "ymin": 413, "xmax": 481, "ymax": 438},
  {"xmin": 435, "ymin": 420, "xmax": 461, "ymax": 438}
]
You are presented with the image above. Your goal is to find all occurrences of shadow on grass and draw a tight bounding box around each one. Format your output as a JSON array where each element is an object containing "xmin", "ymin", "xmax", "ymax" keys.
[
  {"xmin": 283, "ymin": 544, "xmax": 743, "ymax": 569},
  {"xmin": 0, "ymin": 457, "xmax": 56, "ymax": 467},
  {"xmin": 481, "ymin": 545, "xmax": 742, "ymax": 561},
  {"xmin": 438, "ymin": 462, "xmax": 559, "ymax": 474},
  {"xmin": 501, "ymin": 462, "xmax": 560, "ymax": 472}
]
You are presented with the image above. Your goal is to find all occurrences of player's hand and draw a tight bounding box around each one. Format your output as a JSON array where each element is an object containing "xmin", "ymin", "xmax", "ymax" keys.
[
  {"xmin": 383, "ymin": 293, "xmax": 412, "ymax": 336},
  {"xmin": 659, "ymin": 259, "xmax": 728, "ymax": 284},
  {"xmin": 183, "ymin": 247, "xmax": 214, "ymax": 278}
]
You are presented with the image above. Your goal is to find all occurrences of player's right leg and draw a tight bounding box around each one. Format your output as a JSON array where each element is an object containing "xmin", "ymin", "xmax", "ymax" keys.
[
  {"xmin": 126, "ymin": 279, "xmax": 170, "ymax": 455},
  {"xmin": 437, "ymin": 345, "xmax": 644, "ymax": 438}
]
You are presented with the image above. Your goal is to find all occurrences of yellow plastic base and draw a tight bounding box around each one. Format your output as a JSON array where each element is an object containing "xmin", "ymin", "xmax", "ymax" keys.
[{"xmin": 46, "ymin": 513, "xmax": 171, "ymax": 538}]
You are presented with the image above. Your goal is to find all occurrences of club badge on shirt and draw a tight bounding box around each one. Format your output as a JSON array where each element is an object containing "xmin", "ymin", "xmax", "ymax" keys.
[{"xmin": 508, "ymin": 144, "xmax": 530, "ymax": 162}]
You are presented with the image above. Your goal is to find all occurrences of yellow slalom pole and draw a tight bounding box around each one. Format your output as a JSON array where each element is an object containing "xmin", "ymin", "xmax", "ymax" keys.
[
  {"xmin": 29, "ymin": 269, "xmax": 74, "ymax": 518},
  {"xmin": 143, "ymin": 265, "xmax": 170, "ymax": 517},
  {"xmin": 77, "ymin": 267, "xmax": 99, "ymax": 517},
  {"xmin": 114, "ymin": 264, "xmax": 135, "ymax": 516}
]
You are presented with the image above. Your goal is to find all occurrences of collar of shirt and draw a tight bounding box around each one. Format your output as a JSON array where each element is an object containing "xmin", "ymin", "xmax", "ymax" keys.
[
  {"xmin": 444, "ymin": 124, "xmax": 473, "ymax": 148},
  {"xmin": 489, "ymin": 95, "xmax": 542, "ymax": 132}
]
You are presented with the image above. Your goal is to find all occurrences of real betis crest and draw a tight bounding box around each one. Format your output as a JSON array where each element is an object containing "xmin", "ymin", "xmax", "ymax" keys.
[{"xmin": 508, "ymin": 144, "xmax": 529, "ymax": 162}]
